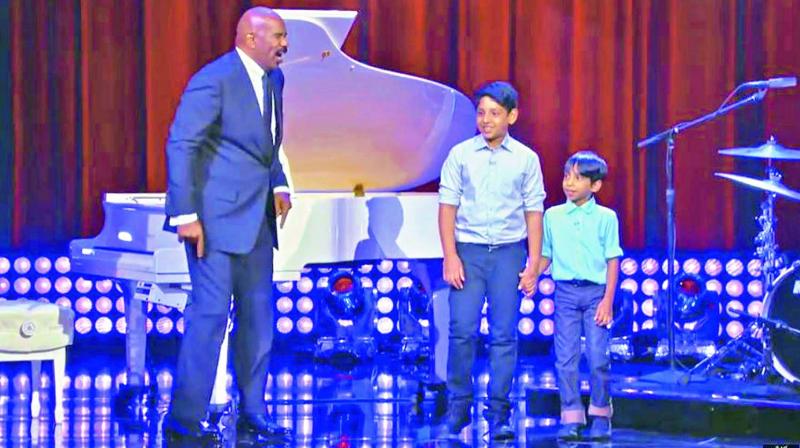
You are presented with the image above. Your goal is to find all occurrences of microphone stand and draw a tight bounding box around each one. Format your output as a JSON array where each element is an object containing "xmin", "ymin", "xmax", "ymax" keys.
[{"xmin": 637, "ymin": 88, "xmax": 767, "ymax": 384}]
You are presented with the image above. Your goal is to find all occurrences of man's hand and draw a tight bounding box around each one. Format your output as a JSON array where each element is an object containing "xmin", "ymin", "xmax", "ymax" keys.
[
  {"xmin": 443, "ymin": 255, "xmax": 465, "ymax": 290},
  {"xmin": 177, "ymin": 220, "xmax": 205, "ymax": 258},
  {"xmin": 274, "ymin": 192, "xmax": 292, "ymax": 228},
  {"xmin": 594, "ymin": 297, "xmax": 614, "ymax": 327},
  {"xmin": 517, "ymin": 266, "xmax": 539, "ymax": 297}
]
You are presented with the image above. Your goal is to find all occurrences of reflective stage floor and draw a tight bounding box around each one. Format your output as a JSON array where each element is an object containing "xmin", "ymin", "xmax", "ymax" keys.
[{"xmin": 0, "ymin": 347, "xmax": 796, "ymax": 447}]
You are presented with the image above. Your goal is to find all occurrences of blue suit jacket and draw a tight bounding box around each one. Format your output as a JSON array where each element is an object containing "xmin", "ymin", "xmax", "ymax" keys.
[{"xmin": 165, "ymin": 50, "xmax": 288, "ymax": 253}]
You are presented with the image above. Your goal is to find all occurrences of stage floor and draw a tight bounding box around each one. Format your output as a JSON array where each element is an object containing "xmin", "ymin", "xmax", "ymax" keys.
[{"xmin": 0, "ymin": 347, "xmax": 796, "ymax": 447}]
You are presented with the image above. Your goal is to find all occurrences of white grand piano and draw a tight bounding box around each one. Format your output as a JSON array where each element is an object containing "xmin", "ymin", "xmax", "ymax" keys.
[{"xmin": 70, "ymin": 9, "xmax": 473, "ymax": 409}]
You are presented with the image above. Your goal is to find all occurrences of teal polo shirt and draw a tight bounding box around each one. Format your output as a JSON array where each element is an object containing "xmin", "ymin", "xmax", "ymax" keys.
[{"xmin": 542, "ymin": 196, "xmax": 623, "ymax": 284}]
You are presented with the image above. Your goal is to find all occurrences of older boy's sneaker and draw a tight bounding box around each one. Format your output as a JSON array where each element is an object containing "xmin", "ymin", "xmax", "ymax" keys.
[
  {"xmin": 556, "ymin": 423, "xmax": 582, "ymax": 440},
  {"xmin": 445, "ymin": 403, "xmax": 471, "ymax": 436},
  {"xmin": 586, "ymin": 417, "xmax": 611, "ymax": 440},
  {"xmin": 488, "ymin": 419, "xmax": 515, "ymax": 441}
]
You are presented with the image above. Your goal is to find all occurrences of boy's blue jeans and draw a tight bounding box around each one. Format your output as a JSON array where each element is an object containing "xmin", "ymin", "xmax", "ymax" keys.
[
  {"xmin": 554, "ymin": 281, "xmax": 612, "ymax": 424},
  {"xmin": 446, "ymin": 241, "xmax": 527, "ymax": 421}
]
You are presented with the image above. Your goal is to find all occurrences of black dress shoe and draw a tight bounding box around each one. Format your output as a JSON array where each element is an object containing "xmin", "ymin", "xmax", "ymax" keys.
[
  {"xmin": 236, "ymin": 413, "xmax": 293, "ymax": 446},
  {"xmin": 163, "ymin": 417, "xmax": 222, "ymax": 447}
]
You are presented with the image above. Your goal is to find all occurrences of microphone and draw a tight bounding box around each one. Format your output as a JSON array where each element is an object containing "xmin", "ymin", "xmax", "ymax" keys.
[{"xmin": 741, "ymin": 76, "xmax": 797, "ymax": 89}]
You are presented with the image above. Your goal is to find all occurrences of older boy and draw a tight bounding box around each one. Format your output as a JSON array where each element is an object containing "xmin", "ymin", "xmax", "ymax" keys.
[{"xmin": 438, "ymin": 81, "xmax": 545, "ymax": 440}]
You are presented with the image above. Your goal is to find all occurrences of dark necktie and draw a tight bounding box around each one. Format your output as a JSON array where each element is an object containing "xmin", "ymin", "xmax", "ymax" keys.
[{"xmin": 262, "ymin": 73, "xmax": 274, "ymax": 152}]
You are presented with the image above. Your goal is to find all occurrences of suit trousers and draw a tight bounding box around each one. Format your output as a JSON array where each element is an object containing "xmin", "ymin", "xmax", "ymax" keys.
[{"xmin": 170, "ymin": 217, "xmax": 275, "ymax": 424}]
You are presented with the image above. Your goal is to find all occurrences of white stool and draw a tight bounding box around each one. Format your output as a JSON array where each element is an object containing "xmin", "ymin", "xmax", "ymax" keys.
[{"xmin": 0, "ymin": 299, "xmax": 74, "ymax": 424}]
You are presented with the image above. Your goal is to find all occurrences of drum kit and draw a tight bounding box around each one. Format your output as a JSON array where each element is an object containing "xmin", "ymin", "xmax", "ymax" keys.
[{"xmin": 688, "ymin": 136, "xmax": 800, "ymax": 383}]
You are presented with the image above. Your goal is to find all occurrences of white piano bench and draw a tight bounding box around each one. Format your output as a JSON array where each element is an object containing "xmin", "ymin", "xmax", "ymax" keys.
[{"xmin": 0, "ymin": 298, "xmax": 75, "ymax": 424}]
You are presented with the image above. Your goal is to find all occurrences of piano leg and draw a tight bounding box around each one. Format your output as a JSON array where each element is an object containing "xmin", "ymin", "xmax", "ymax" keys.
[
  {"xmin": 408, "ymin": 260, "xmax": 449, "ymax": 422},
  {"xmin": 417, "ymin": 260, "xmax": 449, "ymax": 384},
  {"xmin": 124, "ymin": 280, "xmax": 147, "ymax": 387},
  {"xmin": 115, "ymin": 280, "xmax": 150, "ymax": 420}
]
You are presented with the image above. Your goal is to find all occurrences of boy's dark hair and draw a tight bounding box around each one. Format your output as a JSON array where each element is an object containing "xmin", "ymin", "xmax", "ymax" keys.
[
  {"xmin": 474, "ymin": 81, "xmax": 518, "ymax": 112},
  {"xmin": 565, "ymin": 150, "xmax": 608, "ymax": 182}
]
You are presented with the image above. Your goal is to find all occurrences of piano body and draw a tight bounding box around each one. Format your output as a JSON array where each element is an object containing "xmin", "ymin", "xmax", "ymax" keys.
[{"xmin": 70, "ymin": 9, "xmax": 473, "ymax": 405}]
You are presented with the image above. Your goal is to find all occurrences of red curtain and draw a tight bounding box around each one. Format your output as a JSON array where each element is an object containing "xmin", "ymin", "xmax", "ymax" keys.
[{"xmin": 7, "ymin": 0, "xmax": 800, "ymax": 251}]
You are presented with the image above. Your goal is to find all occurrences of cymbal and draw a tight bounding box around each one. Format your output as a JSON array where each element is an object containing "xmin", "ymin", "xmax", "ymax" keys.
[
  {"xmin": 718, "ymin": 136, "xmax": 800, "ymax": 160},
  {"xmin": 715, "ymin": 172, "xmax": 800, "ymax": 201}
]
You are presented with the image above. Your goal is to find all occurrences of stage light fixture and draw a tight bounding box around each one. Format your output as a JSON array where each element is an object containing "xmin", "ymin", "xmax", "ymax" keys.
[
  {"xmin": 325, "ymin": 271, "xmax": 367, "ymax": 321},
  {"xmin": 34, "ymin": 257, "xmax": 52, "ymax": 274},
  {"xmin": 726, "ymin": 320, "xmax": 744, "ymax": 338},
  {"xmin": 96, "ymin": 279, "xmax": 113, "ymax": 294},
  {"xmin": 704, "ymin": 258, "xmax": 722, "ymax": 276},
  {"xmin": 641, "ymin": 258, "xmax": 659, "ymax": 275},
  {"xmin": 726, "ymin": 280, "xmax": 744, "ymax": 298},
  {"xmin": 539, "ymin": 298, "xmax": 554, "ymax": 316},
  {"xmin": 75, "ymin": 317, "xmax": 92, "ymax": 334},
  {"xmin": 747, "ymin": 259, "xmax": 762, "ymax": 277},
  {"xmin": 377, "ymin": 317, "xmax": 394, "ymax": 335},
  {"xmin": 54, "ymin": 256, "xmax": 70, "ymax": 273},
  {"xmin": 376, "ymin": 276, "xmax": 394, "ymax": 294},
  {"xmin": 520, "ymin": 297, "xmax": 535, "ymax": 315},
  {"xmin": 276, "ymin": 281, "xmax": 293, "ymax": 294},
  {"xmin": 75, "ymin": 277, "xmax": 93, "ymax": 294},
  {"xmin": 376, "ymin": 296, "xmax": 394, "ymax": 314},
  {"xmin": 539, "ymin": 318, "xmax": 554, "ymax": 336},
  {"xmin": 297, "ymin": 316, "xmax": 314, "ymax": 334},
  {"xmin": 95, "ymin": 317, "xmax": 113, "ymax": 334},
  {"xmin": 13, "ymin": 278, "xmax": 31, "ymax": 295},
  {"xmin": 297, "ymin": 277, "xmax": 314, "ymax": 294},
  {"xmin": 34, "ymin": 278, "xmax": 51, "ymax": 294},
  {"xmin": 14, "ymin": 257, "xmax": 31, "ymax": 274},
  {"xmin": 115, "ymin": 317, "xmax": 126, "ymax": 334},
  {"xmin": 641, "ymin": 278, "xmax": 659, "ymax": 296},
  {"xmin": 276, "ymin": 296, "xmax": 293, "ymax": 314},
  {"xmin": 726, "ymin": 258, "xmax": 744, "ymax": 276},
  {"xmin": 518, "ymin": 317, "xmax": 534, "ymax": 335},
  {"xmin": 296, "ymin": 296, "xmax": 313, "ymax": 314},
  {"xmin": 538, "ymin": 278, "xmax": 555, "ymax": 295},
  {"xmin": 620, "ymin": 278, "xmax": 638, "ymax": 294},
  {"xmin": 747, "ymin": 280, "xmax": 763, "ymax": 298},
  {"xmin": 276, "ymin": 316, "xmax": 294, "ymax": 334},
  {"xmin": 156, "ymin": 317, "xmax": 173, "ymax": 335},
  {"xmin": 747, "ymin": 300, "xmax": 763, "ymax": 316},
  {"xmin": 661, "ymin": 259, "xmax": 680, "ymax": 275},
  {"xmin": 75, "ymin": 296, "xmax": 92, "ymax": 314},
  {"xmin": 377, "ymin": 260, "xmax": 394, "ymax": 274},
  {"xmin": 683, "ymin": 258, "xmax": 701, "ymax": 275},
  {"xmin": 54, "ymin": 277, "xmax": 72, "ymax": 294},
  {"xmin": 706, "ymin": 279, "xmax": 723, "ymax": 294},
  {"xmin": 620, "ymin": 257, "xmax": 638, "ymax": 275},
  {"xmin": 726, "ymin": 300, "xmax": 744, "ymax": 317}
]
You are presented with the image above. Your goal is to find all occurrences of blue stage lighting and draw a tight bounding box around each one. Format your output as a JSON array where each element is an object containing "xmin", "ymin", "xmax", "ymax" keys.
[
  {"xmin": 325, "ymin": 271, "xmax": 366, "ymax": 321},
  {"xmin": 674, "ymin": 274, "xmax": 714, "ymax": 323}
]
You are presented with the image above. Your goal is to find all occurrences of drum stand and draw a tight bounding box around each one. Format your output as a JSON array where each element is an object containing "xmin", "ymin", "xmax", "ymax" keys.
[{"xmin": 687, "ymin": 166, "xmax": 784, "ymax": 381}]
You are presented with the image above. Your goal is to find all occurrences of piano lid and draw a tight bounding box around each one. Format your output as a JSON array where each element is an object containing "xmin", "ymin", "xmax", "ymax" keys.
[{"xmin": 276, "ymin": 9, "xmax": 476, "ymax": 192}]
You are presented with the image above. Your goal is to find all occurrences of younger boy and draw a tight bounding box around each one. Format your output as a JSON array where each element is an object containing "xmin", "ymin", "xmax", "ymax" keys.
[
  {"xmin": 438, "ymin": 81, "xmax": 545, "ymax": 441},
  {"xmin": 539, "ymin": 150, "xmax": 622, "ymax": 440}
]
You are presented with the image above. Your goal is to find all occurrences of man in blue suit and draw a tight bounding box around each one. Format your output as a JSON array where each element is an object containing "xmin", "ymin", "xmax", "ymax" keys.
[{"xmin": 163, "ymin": 6, "xmax": 293, "ymax": 446}]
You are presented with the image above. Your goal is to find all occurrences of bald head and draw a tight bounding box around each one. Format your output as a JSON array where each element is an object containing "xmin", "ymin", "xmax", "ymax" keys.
[{"xmin": 235, "ymin": 7, "xmax": 288, "ymax": 71}]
